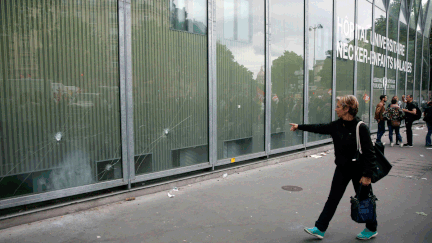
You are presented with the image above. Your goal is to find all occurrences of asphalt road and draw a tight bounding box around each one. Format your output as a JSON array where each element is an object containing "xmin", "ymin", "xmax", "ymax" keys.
[{"xmin": 0, "ymin": 125, "xmax": 431, "ymax": 243}]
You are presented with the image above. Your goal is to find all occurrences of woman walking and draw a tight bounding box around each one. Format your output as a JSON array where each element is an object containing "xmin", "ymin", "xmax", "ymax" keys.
[
  {"xmin": 289, "ymin": 95, "xmax": 378, "ymax": 240},
  {"xmin": 383, "ymin": 97, "xmax": 405, "ymax": 147}
]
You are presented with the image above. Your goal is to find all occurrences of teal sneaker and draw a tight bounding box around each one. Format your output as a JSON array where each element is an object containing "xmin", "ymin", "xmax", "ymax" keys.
[
  {"xmin": 356, "ymin": 228, "xmax": 378, "ymax": 240},
  {"xmin": 304, "ymin": 227, "xmax": 325, "ymax": 239}
]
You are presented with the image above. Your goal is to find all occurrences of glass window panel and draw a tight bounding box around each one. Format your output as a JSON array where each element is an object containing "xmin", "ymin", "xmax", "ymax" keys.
[
  {"xmin": 307, "ymin": 0, "xmax": 333, "ymax": 143},
  {"xmin": 0, "ymin": 0, "xmax": 122, "ymax": 199},
  {"xmin": 387, "ymin": 0, "xmax": 401, "ymax": 98},
  {"xmin": 371, "ymin": 7, "xmax": 386, "ymax": 131},
  {"xmin": 375, "ymin": 0, "xmax": 386, "ymax": 11},
  {"xmin": 415, "ymin": 23, "xmax": 422, "ymax": 103},
  {"xmin": 171, "ymin": 0, "xmax": 188, "ymax": 31},
  {"xmin": 270, "ymin": 0, "xmax": 304, "ymax": 149},
  {"xmin": 237, "ymin": 0, "xmax": 250, "ymax": 42},
  {"xmin": 423, "ymin": 5, "xmax": 432, "ymax": 37},
  {"xmin": 357, "ymin": 0, "xmax": 373, "ymax": 125},
  {"xmin": 216, "ymin": 0, "xmax": 265, "ymax": 159},
  {"xmin": 407, "ymin": 4, "xmax": 416, "ymax": 97},
  {"xmin": 421, "ymin": 36, "xmax": 429, "ymax": 108},
  {"xmin": 397, "ymin": 0, "xmax": 408, "ymax": 103},
  {"xmin": 421, "ymin": 0, "xmax": 429, "ymax": 20},
  {"xmin": 132, "ymin": 0, "xmax": 208, "ymax": 174},
  {"xmin": 335, "ymin": 0, "xmax": 355, "ymax": 97},
  {"xmin": 414, "ymin": 24, "xmax": 423, "ymax": 102},
  {"xmin": 170, "ymin": 0, "xmax": 207, "ymax": 34},
  {"xmin": 223, "ymin": 0, "xmax": 235, "ymax": 39},
  {"xmin": 193, "ymin": 0, "xmax": 208, "ymax": 35},
  {"xmin": 413, "ymin": 0, "xmax": 422, "ymax": 22}
]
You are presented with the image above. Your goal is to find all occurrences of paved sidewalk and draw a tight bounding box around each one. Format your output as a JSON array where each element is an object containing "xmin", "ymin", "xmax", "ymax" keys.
[{"xmin": 0, "ymin": 125, "xmax": 431, "ymax": 243}]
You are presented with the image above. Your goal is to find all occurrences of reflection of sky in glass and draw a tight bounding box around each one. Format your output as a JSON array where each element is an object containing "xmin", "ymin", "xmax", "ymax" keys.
[
  {"xmin": 357, "ymin": 0, "xmax": 372, "ymax": 29},
  {"xmin": 421, "ymin": 0, "xmax": 429, "ymax": 21},
  {"xmin": 399, "ymin": 0, "xmax": 407, "ymax": 25},
  {"xmin": 270, "ymin": 1, "xmax": 304, "ymax": 58},
  {"xmin": 375, "ymin": 0, "xmax": 386, "ymax": 10},
  {"xmin": 176, "ymin": 0, "xmax": 186, "ymax": 23},
  {"xmin": 417, "ymin": 19, "xmax": 422, "ymax": 32},
  {"xmin": 217, "ymin": 0, "xmax": 264, "ymax": 77},
  {"xmin": 223, "ymin": 0, "xmax": 234, "ymax": 39},
  {"xmin": 308, "ymin": 0, "xmax": 332, "ymax": 68},
  {"xmin": 336, "ymin": 0, "xmax": 354, "ymax": 42},
  {"xmin": 238, "ymin": 0, "xmax": 249, "ymax": 42},
  {"xmin": 193, "ymin": 0, "xmax": 207, "ymax": 23}
]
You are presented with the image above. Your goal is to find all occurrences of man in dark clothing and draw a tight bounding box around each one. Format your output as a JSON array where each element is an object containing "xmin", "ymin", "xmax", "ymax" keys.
[
  {"xmin": 424, "ymin": 101, "xmax": 432, "ymax": 146},
  {"xmin": 375, "ymin": 95, "xmax": 387, "ymax": 144},
  {"xmin": 290, "ymin": 95, "xmax": 378, "ymax": 240},
  {"xmin": 402, "ymin": 95, "xmax": 417, "ymax": 147}
]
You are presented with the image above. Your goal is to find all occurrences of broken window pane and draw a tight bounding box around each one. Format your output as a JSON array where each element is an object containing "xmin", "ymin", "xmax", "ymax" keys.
[
  {"xmin": 132, "ymin": 0, "xmax": 209, "ymax": 174},
  {"xmin": 0, "ymin": 0, "xmax": 122, "ymax": 200}
]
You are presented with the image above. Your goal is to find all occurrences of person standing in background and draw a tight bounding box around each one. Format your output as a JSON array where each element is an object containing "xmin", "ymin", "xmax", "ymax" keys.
[
  {"xmin": 383, "ymin": 97, "xmax": 404, "ymax": 147},
  {"xmin": 402, "ymin": 95, "xmax": 416, "ymax": 147},
  {"xmin": 386, "ymin": 96, "xmax": 399, "ymax": 146},
  {"xmin": 423, "ymin": 101, "xmax": 432, "ymax": 147},
  {"xmin": 375, "ymin": 95, "xmax": 387, "ymax": 144}
]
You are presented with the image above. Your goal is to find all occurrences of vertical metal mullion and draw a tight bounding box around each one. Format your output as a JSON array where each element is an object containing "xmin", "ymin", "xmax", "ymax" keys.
[
  {"xmin": 419, "ymin": 33, "xmax": 424, "ymax": 104},
  {"xmin": 303, "ymin": 0, "xmax": 309, "ymax": 146},
  {"xmin": 422, "ymin": 0, "xmax": 431, "ymax": 32},
  {"xmin": 412, "ymin": 23, "xmax": 417, "ymax": 99},
  {"xmin": 331, "ymin": 0, "xmax": 337, "ymax": 121},
  {"xmin": 209, "ymin": 0, "xmax": 217, "ymax": 169},
  {"xmin": 125, "ymin": 0, "xmax": 134, "ymax": 187},
  {"xmin": 119, "ymin": 0, "xmax": 129, "ymax": 185},
  {"xmin": 369, "ymin": 1, "xmax": 375, "ymax": 128},
  {"xmin": 405, "ymin": 0, "xmax": 413, "ymax": 97},
  {"xmin": 395, "ymin": 7, "xmax": 400, "ymax": 96},
  {"xmin": 384, "ymin": 2, "xmax": 389, "ymax": 95},
  {"xmin": 265, "ymin": 0, "xmax": 271, "ymax": 155},
  {"xmin": 354, "ymin": 0, "xmax": 358, "ymax": 96}
]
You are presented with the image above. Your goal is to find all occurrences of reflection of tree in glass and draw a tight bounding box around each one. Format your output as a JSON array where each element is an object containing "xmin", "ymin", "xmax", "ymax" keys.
[{"xmin": 271, "ymin": 51, "xmax": 304, "ymax": 133}]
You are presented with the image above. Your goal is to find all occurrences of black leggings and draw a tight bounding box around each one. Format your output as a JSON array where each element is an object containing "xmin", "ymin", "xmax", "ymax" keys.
[{"xmin": 315, "ymin": 166, "xmax": 378, "ymax": 232}]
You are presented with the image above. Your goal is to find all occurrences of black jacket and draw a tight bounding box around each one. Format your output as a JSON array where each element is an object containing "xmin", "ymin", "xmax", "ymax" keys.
[
  {"xmin": 405, "ymin": 102, "xmax": 417, "ymax": 122},
  {"xmin": 298, "ymin": 117, "xmax": 376, "ymax": 178}
]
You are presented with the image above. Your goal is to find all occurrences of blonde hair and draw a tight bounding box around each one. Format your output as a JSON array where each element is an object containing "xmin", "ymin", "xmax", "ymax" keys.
[{"xmin": 336, "ymin": 95, "xmax": 359, "ymax": 116}]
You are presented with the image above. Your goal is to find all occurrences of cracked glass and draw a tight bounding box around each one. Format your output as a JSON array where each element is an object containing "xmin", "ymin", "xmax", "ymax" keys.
[
  {"xmin": 132, "ymin": 0, "xmax": 209, "ymax": 174},
  {"xmin": 0, "ymin": 0, "xmax": 122, "ymax": 199}
]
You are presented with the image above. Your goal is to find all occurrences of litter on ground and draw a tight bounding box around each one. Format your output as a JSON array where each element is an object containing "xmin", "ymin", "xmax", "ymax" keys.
[
  {"xmin": 167, "ymin": 192, "xmax": 175, "ymax": 198},
  {"xmin": 223, "ymin": 173, "xmax": 228, "ymax": 178},
  {"xmin": 416, "ymin": 212, "xmax": 427, "ymax": 216}
]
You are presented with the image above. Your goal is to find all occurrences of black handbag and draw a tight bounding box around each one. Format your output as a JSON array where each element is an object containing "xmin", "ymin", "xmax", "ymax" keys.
[
  {"xmin": 371, "ymin": 142, "xmax": 392, "ymax": 183},
  {"xmin": 350, "ymin": 185, "xmax": 378, "ymax": 223},
  {"xmin": 354, "ymin": 122, "xmax": 392, "ymax": 183}
]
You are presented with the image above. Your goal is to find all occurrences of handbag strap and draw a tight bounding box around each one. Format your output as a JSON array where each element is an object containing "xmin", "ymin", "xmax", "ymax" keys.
[
  {"xmin": 356, "ymin": 184, "xmax": 374, "ymax": 199},
  {"xmin": 356, "ymin": 121, "xmax": 365, "ymax": 154}
]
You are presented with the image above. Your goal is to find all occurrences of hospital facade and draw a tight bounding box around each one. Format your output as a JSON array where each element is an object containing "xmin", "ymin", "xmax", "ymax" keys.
[{"xmin": 0, "ymin": 0, "xmax": 431, "ymax": 209}]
